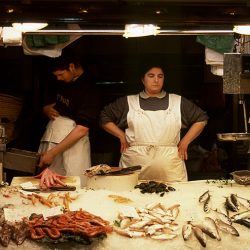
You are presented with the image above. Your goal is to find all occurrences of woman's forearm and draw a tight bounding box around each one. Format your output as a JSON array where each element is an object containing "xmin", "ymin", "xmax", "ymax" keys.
[
  {"xmin": 182, "ymin": 121, "xmax": 207, "ymax": 145},
  {"xmin": 102, "ymin": 122, "xmax": 125, "ymax": 140}
]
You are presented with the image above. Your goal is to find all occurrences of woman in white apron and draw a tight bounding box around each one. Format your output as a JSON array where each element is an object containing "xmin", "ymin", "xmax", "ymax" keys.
[
  {"xmin": 37, "ymin": 56, "xmax": 100, "ymax": 188},
  {"xmin": 100, "ymin": 65, "xmax": 208, "ymax": 182}
]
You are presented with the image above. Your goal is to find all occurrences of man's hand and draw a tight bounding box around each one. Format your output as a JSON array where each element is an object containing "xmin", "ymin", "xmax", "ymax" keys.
[
  {"xmin": 38, "ymin": 151, "xmax": 55, "ymax": 168},
  {"xmin": 34, "ymin": 168, "xmax": 66, "ymax": 189},
  {"xmin": 43, "ymin": 103, "xmax": 59, "ymax": 120}
]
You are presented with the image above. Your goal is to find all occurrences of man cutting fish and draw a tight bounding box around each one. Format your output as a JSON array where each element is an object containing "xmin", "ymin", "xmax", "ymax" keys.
[{"xmin": 36, "ymin": 55, "xmax": 100, "ymax": 188}]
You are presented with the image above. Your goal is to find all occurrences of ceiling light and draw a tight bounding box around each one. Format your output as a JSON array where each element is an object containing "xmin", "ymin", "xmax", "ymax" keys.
[
  {"xmin": 123, "ymin": 24, "xmax": 160, "ymax": 38},
  {"xmin": 233, "ymin": 25, "xmax": 250, "ymax": 35},
  {"xmin": 1, "ymin": 27, "xmax": 22, "ymax": 45},
  {"xmin": 12, "ymin": 23, "xmax": 48, "ymax": 32}
]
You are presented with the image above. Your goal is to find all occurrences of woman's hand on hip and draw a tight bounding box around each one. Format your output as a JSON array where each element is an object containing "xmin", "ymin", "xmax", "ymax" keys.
[
  {"xmin": 119, "ymin": 134, "xmax": 129, "ymax": 153},
  {"xmin": 177, "ymin": 139, "xmax": 189, "ymax": 160}
]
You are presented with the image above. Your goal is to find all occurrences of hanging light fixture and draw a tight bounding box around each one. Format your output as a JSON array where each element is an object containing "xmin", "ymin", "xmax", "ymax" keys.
[
  {"xmin": 123, "ymin": 24, "xmax": 160, "ymax": 38},
  {"xmin": 12, "ymin": 22, "xmax": 48, "ymax": 32},
  {"xmin": 233, "ymin": 25, "xmax": 250, "ymax": 35}
]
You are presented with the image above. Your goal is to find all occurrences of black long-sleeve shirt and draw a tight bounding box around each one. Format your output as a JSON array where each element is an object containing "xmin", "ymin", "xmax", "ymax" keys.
[
  {"xmin": 100, "ymin": 91, "xmax": 208, "ymax": 130},
  {"xmin": 49, "ymin": 72, "xmax": 100, "ymax": 128}
]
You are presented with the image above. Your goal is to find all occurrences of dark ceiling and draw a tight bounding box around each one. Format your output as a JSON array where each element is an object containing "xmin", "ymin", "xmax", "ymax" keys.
[{"xmin": 0, "ymin": 0, "xmax": 250, "ymax": 31}]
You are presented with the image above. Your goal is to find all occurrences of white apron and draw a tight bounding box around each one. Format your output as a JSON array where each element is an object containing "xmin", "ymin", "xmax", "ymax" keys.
[
  {"xmin": 119, "ymin": 94, "xmax": 188, "ymax": 182},
  {"xmin": 38, "ymin": 116, "xmax": 91, "ymax": 187}
]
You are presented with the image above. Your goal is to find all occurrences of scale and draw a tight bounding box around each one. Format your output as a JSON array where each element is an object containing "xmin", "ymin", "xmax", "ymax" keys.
[{"xmin": 217, "ymin": 53, "xmax": 250, "ymax": 141}]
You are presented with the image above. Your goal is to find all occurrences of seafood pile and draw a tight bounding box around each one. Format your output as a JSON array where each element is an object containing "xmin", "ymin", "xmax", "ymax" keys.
[
  {"xmin": 113, "ymin": 202, "xmax": 180, "ymax": 240},
  {"xmin": 134, "ymin": 181, "xmax": 176, "ymax": 196},
  {"xmin": 84, "ymin": 164, "xmax": 112, "ymax": 177},
  {"xmin": 0, "ymin": 205, "xmax": 29, "ymax": 247},
  {"xmin": 181, "ymin": 190, "xmax": 250, "ymax": 248},
  {"xmin": 20, "ymin": 191, "xmax": 79, "ymax": 210},
  {"xmin": 28, "ymin": 209, "xmax": 113, "ymax": 244}
]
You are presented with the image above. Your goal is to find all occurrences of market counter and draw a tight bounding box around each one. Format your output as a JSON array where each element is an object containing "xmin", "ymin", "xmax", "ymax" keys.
[{"xmin": 0, "ymin": 178, "xmax": 250, "ymax": 250}]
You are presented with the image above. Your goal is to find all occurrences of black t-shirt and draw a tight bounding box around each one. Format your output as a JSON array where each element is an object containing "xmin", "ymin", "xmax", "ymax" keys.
[{"xmin": 51, "ymin": 72, "xmax": 100, "ymax": 128}]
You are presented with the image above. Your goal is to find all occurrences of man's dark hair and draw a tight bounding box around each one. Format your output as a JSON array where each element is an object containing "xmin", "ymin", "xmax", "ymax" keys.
[{"xmin": 50, "ymin": 55, "xmax": 82, "ymax": 72}]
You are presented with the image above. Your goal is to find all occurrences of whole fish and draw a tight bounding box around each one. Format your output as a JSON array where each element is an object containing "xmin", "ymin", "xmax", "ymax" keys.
[
  {"xmin": 231, "ymin": 210, "xmax": 250, "ymax": 221},
  {"xmin": 182, "ymin": 223, "xmax": 192, "ymax": 241},
  {"xmin": 192, "ymin": 226, "xmax": 206, "ymax": 248},
  {"xmin": 230, "ymin": 194, "xmax": 239, "ymax": 210},
  {"xmin": 225, "ymin": 196, "xmax": 238, "ymax": 212},
  {"xmin": 234, "ymin": 218, "xmax": 250, "ymax": 228},
  {"xmin": 215, "ymin": 218, "xmax": 239, "ymax": 236},
  {"xmin": 203, "ymin": 195, "xmax": 211, "ymax": 213},
  {"xmin": 235, "ymin": 195, "xmax": 250, "ymax": 210},
  {"xmin": 203, "ymin": 217, "xmax": 221, "ymax": 241},
  {"xmin": 199, "ymin": 190, "xmax": 210, "ymax": 203},
  {"xmin": 190, "ymin": 220, "xmax": 217, "ymax": 240},
  {"xmin": 211, "ymin": 208, "xmax": 232, "ymax": 225}
]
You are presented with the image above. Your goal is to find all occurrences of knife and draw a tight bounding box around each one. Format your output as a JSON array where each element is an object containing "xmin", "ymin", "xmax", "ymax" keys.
[
  {"xmin": 21, "ymin": 185, "xmax": 76, "ymax": 193},
  {"xmin": 96, "ymin": 165, "xmax": 142, "ymax": 176}
]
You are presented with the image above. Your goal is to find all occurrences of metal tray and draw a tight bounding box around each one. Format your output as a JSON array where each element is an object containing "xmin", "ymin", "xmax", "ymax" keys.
[{"xmin": 217, "ymin": 133, "xmax": 250, "ymax": 141}]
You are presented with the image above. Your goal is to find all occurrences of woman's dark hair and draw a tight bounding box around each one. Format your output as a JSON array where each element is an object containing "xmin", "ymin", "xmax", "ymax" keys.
[{"xmin": 140, "ymin": 63, "xmax": 166, "ymax": 79}]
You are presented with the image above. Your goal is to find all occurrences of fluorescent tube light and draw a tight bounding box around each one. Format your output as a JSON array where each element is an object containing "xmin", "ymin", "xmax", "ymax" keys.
[
  {"xmin": 123, "ymin": 24, "xmax": 160, "ymax": 38},
  {"xmin": 12, "ymin": 23, "xmax": 48, "ymax": 32},
  {"xmin": 233, "ymin": 25, "xmax": 250, "ymax": 35}
]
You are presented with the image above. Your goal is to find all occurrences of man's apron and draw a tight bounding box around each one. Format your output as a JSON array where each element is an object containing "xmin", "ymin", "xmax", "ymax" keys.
[
  {"xmin": 38, "ymin": 116, "xmax": 91, "ymax": 187},
  {"xmin": 119, "ymin": 94, "xmax": 188, "ymax": 182}
]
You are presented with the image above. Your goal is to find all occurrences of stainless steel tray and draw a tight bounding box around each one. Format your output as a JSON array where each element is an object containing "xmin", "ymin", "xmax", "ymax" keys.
[{"xmin": 217, "ymin": 133, "xmax": 250, "ymax": 141}]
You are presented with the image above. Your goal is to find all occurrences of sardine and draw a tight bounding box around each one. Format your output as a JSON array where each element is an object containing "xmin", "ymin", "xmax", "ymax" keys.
[
  {"xmin": 182, "ymin": 223, "xmax": 192, "ymax": 241},
  {"xmin": 203, "ymin": 217, "xmax": 221, "ymax": 241},
  {"xmin": 225, "ymin": 196, "xmax": 238, "ymax": 212},
  {"xmin": 235, "ymin": 195, "xmax": 250, "ymax": 210},
  {"xmin": 199, "ymin": 190, "xmax": 210, "ymax": 203},
  {"xmin": 215, "ymin": 218, "xmax": 239, "ymax": 236},
  {"xmin": 203, "ymin": 195, "xmax": 211, "ymax": 213},
  {"xmin": 190, "ymin": 220, "xmax": 216, "ymax": 240},
  {"xmin": 234, "ymin": 218, "xmax": 250, "ymax": 228},
  {"xmin": 211, "ymin": 208, "xmax": 232, "ymax": 225},
  {"xmin": 193, "ymin": 226, "xmax": 206, "ymax": 248},
  {"xmin": 230, "ymin": 194, "xmax": 239, "ymax": 210},
  {"xmin": 231, "ymin": 210, "xmax": 250, "ymax": 221}
]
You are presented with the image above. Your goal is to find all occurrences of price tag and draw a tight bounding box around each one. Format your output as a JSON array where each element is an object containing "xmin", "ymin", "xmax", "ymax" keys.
[
  {"xmin": 4, "ymin": 208, "xmax": 28, "ymax": 222},
  {"xmin": 42, "ymin": 206, "xmax": 64, "ymax": 219},
  {"xmin": 20, "ymin": 181, "xmax": 36, "ymax": 189},
  {"xmin": 119, "ymin": 205, "xmax": 139, "ymax": 219}
]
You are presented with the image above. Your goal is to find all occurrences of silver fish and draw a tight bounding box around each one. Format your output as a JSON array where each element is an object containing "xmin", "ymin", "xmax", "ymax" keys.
[
  {"xmin": 203, "ymin": 217, "xmax": 221, "ymax": 241},
  {"xmin": 215, "ymin": 218, "xmax": 239, "ymax": 236},
  {"xmin": 231, "ymin": 210, "xmax": 250, "ymax": 221},
  {"xmin": 182, "ymin": 223, "xmax": 192, "ymax": 241},
  {"xmin": 199, "ymin": 190, "xmax": 210, "ymax": 203},
  {"xmin": 190, "ymin": 220, "xmax": 217, "ymax": 240},
  {"xmin": 203, "ymin": 195, "xmax": 211, "ymax": 213},
  {"xmin": 211, "ymin": 208, "xmax": 232, "ymax": 225},
  {"xmin": 192, "ymin": 226, "xmax": 206, "ymax": 248},
  {"xmin": 234, "ymin": 218, "xmax": 250, "ymax": 228},
  {"xmin": 230, "ymin": 194, "xmax": 239, "ymax": 210},
  {"xmin": 235, "ymin": 195, "xmax": 250, "ymax": 210},
  {"xmin": 225, "ymin": 196, "xmax": 238, "ymax": 212}
]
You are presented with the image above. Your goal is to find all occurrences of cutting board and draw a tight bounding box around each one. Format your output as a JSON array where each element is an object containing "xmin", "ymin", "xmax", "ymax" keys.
[{"xmin": 10, "ymin": 176, "xmax": 81, "ymax": 187}]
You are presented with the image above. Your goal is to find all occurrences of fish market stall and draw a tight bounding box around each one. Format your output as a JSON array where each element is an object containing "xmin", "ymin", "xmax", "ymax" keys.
[{"xmin": 0, "ymin": 176, "xmax": 250, "ymax": 250}]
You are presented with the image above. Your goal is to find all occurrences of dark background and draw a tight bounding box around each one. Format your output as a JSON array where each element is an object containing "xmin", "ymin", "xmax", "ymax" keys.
[{"xmin": 0, "ymin": 34, "xmax": 245, "ymax": 178}]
